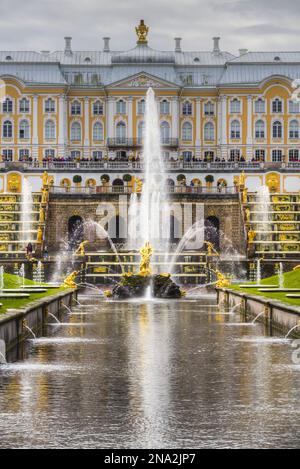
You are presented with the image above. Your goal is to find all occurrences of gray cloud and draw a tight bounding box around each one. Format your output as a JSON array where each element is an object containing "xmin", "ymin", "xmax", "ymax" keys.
[{"xmin": 0, "ymin": 0, "xmax": 298, "ymax": 54}]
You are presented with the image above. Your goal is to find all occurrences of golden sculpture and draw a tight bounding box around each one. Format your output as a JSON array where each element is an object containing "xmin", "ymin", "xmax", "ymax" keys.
[
  {"xmin": 245, "ymin": 207, "xmax": 251, "ymax": 223},
  {"xmin": 37, "ymin": 226, "xmax": 43, "ymax": 243},
  {"xmin": 75, "ymin": 240, "xmax": 89, "ymax": 256},
  {"xmin": 135, "ymin": 19, "xmax": 149, "ymax": 44},
  {"xmin": 139, "ymin": 241, "xmax": 153, "ymax": 277},
  {"xmin": 205, "ymin": 241, "xmax": 219, "ymax": 257},
  {"xmin": 63, "ymin": 271, "xmax": 79, "ymax": 288},
  {"xmin": 104, "ymin": 290, "xmax": 112, "ymax": 298},
  {"xmin": 132, "ymin": 176, "xmax": 143, "ymax": 193},
  {"xmin": 242, "ymin": 188, "xmax": 248, "ymax": 204},
  {"xmin": 39, "ymin": 206, "xmax": 45, "ymax": 223},
  {"xmin": 248, "ymin": 229, "xmax": 256, "ymax": 244},
  {"xmin": 239, "ymin": 171, "xmax": 246, "ymax": 189},
  {"xmin": 213, "ymin": 269, "xmax": 231, "ymax": 288},
  {"xmin": 7, "ymin": 173, "xmax": 21, "ymax": 193},
  {"xmin": 266, "ymin": 173, "xmax": 280, "ymax": 193},
  {"xmin": 41, "ymin": 188, "xmax": 49, "ymax": 204},
  {"xmin": 42, "ymin": 171, "xmax": 50, "ymax": 187}
]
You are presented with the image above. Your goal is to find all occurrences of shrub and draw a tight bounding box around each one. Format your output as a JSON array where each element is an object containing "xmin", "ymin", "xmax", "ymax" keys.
[
  {"xmin": 205, "ymin": 175, "xmax": 214, "ymax": 184},
  {"xmin": 101, "ymin": 174, "xmax": 110, "ymax": 184},
  {"xmin": 73, "ymin": 175, "xmax": 82, "ymax": 184}
]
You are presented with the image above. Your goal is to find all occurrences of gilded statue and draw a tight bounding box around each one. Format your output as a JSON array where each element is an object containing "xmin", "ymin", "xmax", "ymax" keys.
[
  {"xmin": 205, "ymin": 241, "xmax": 219, "ymax": 257},
  {"xmin": 213, "ymin": 269, "xmax": 231, "ymax": 288},
  {"xmin": 42, "ymin": 171, "xmax": 50, "ymax": 187},
  {"xmin": 39, "ymin": 206, "xmax": 45, "ymax": 223},
  {"xmin": 139, "ymin": 241, "xmax": 153, "ymax": 277},
  {"xmin": 242, "ymin": 188, "xmax": 248, "ymax": 204},
  {"xmin": 63, "ymin": 271, "xmax": 79, "ymax": 288},
  {"xmin": 8, "ymin": 175, "xmax": 20, "ymax": 193},
  {"xmin": 135, "ymin": 19, "xmax": 149, "ymax": 43},
  {"xmin": 75, "ymin": 240, "xmax": 89, "ymax": 256},
  {"xmin": 248, "ymin": 229, "xmax": 256, "ymax": 244},
  {"xmin": 239, "ymin": 171, "xmax": 246, "ymax": 189},
  {"xmin": 41, "ymin": 188, "xmax": 49, "ymax": 204},
  {"xmin": 37, "ymin": 226, "xmax": 43, "ymax": 243},
  {"xmin": 132, "ymin": 176, "xmax": 143, "ymax": 193},
  {"xmin": 245, "ymin": 207, "xmax": 251, "ymax": 223}
]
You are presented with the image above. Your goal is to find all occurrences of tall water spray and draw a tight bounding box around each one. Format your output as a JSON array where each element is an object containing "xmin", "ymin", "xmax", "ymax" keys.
[
  {"xmin": 127, "ymin": 88, "xmax": 170, "ymax": 261},
  {"xmin": 255, "ymin": 185, "xmax": 271, "ymax": 239},
  {"xmin": 21, "ymin": 179, "xmax": 34, "ymax": 243}
]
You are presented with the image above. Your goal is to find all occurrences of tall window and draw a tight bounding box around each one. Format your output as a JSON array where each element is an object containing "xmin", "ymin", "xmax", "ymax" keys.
[
  {"xmin": 182, "ymin": 122, "xmax": 192, "ymax": 141},
  {"xmin": 289, "ymin": 149, "xmax": 299, "ymax": 162},
  {"xmin": 93, "ymin": 100, "xmax": 103, "ymax": 115},
  {"xmin": 255, "ymin": 98, "xmax": 265, "ymax": 114},
  {"xmin": 182, "ymin": 151, "xmax": 193, "ymax": 162},
  {"xmin": 116, "ymin": 121, "xmax": 126, "ymax": 142},
  {"xmin": 137, "ymin": 121, "xmax": 145, "ymax": 143},
  {"xmin": 182, "ymin": 101, "xmax": 192, "ymax": 116},
  {"xmin": 289, "ymin": 120, "xmax": 299, "ymax": 139},
  {"xmin": 272, "ymin": 149, "xmax": 282, "ymax": 162},
  {"xmin": 71, "ymin": 122, "xmax": 81, "ymax": 141},
  {"xmin": 92, "ymin": 151, "xmax": 102, "ymax": 160},
  {"xmin": 254, "ymin": 149, "xmax": 265, "ymax": 161},
  {"xmin": 204, "ymin": 122, "xmax": 214, "ymax": 140},
  {"xmin": 45, "ymin": 120, "xmax": 56, "ymax": 140},
  {"xmin": 70, "ymin": 150, "xmax": 81, "ymax": 159},
  {"xmin": 160, "ymin": 100, "xmax": 170, "ymax": 115},
  {"xmin": 137, "ymin": 100, "xmax": 145, "ymax": 115},
  {"xmin": 116, "ymin": 100, "xmax": 126, "ymax": 114},
  {"xmin": 2, "ymin": 149, "xmax": 13, "ymax": 161},
  {"xmin": 71, "ymin": 100, "xmax": 81, "ymax": 115},
  {"xmin": 204, "ymin": 101, "xmax": 214, "ymax": 116},
  {"xmin": 255, "ymin": 120, "xmax": 265, "ymax": 138},
  {"xmin": 3, "ymin": 120, "xmax": 12, "ymax": 138},
  {"xmin": 289, "ymin": 100, "xmax": 300, "ymax": 114},
  {"xmin": 93, "ymin": 122, "xmax": 103, "ymax": 141},
  {"xmin": 3, "ymin": 98, "xmax": 13, "ymax": 113},
  {"xmin": 19, "ymin": 149, "xmax": 30, "ymax": 161},
  {"xmin": 229, "ymin": 149, "xmax": 241, "ymax": 161},
  {"xmin": 45, "ymin": 98, "xmax": 55, "ymax": 113},
  {"xmin": 230, "ymin": 120, "xmax": 241, "ymax": 139},
  {"xmin": 273, "ymin": 121, "xmax": 282, "ymax": 138},
  {"xmin": 230, "ymin": 98, "xmax": 241, "ymax": 113},
  {"xmin": 19, "ymin": 98, "xmax": 30, "ymax": 114},
  {"xmin": 160, "ymin": 121, "xmax": 170, "ymax": 143},
  {"xmin": 45, "ymin": 149, "xmax": 55, "ymax": 159},
  {"xmin": 272, "ymin": 98, "xmax": 283, "ymax": 113},
  {"xmin": 19, "ymin": 120, "xmax": 30, "ymax": 139}
]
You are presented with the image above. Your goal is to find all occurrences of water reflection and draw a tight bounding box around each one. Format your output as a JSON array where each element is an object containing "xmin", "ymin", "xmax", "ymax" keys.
[{"xmin": 0, "ymin": 297, "xmax": 299, "ymax": 448}]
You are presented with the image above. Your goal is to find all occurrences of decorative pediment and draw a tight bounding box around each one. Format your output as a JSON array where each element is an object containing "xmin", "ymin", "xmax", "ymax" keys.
[{"xmin": 108, "ymin": 72, "xmax": 178, "ymax": 90}]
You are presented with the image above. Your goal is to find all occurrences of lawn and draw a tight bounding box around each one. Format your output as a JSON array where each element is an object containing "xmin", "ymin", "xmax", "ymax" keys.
[
  {"xmin": 0, "ymin": 273, "xmax": 68, "ymax": 314},
  {"xmin": 229, "ymin": 268, "xmax": 300, "ymax": 307}
]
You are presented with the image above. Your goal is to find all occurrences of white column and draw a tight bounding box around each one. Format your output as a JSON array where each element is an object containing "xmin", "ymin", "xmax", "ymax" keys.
[
  {"xmin": 217, "ymin": 97, "xmax": 222, "ymax": 158},
  {"xmin": 221, "ymin": 95, "xmax": 227, "ymax": 159},
  {"xmin": 171, "ymin": 97, "xmax": 179, "ymax": 139},
  {"xmin": 127, "ymin": 97, "xmax": 133, "ymax": 140},
  {"xmin": 32, "ymin": 95, "xmax": 39, "ymax": 159},
  {"xmin": 246, "ymin": 95, "xmax": 253, "ymax": 160},
  {"xmin": 106, "ymin": 97, "xmax": 114, "ymax": 140},
  {"xmin": 84, "ymin": 97, "xmax": 90, "ymax": 158},
  {"xmin": 58, "ymin": 94, "xmax": 66, "ymax": 157},
  {"xmin": 195, "ymin": 98, "xmax": 201, "ymax": 146}
]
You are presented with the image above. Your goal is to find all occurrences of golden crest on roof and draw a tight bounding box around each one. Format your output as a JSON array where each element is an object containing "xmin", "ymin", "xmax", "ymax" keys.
[{"xmin": 135, "ymin": 19, "xmax": 149, "ymax": 44}]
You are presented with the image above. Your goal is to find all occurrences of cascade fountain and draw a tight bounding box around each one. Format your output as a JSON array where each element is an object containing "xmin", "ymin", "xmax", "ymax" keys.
[
  {"xmin": 279, "ymin": 262, "xmax": 285, "ymax": 289},
  {"xmin": 0, "ymin": 266, "xmax": 4, "ymax": 292},
  {"xmin": 19, "ymin": 264, "xmax": 25, "ymax": 288},
  {"xmin": 21, "ymin": 178, "xmax": 34, "ymax": 243},
  {"xmin": 255, "ymin": 185, "xmax": 271, "ymax": 243}
]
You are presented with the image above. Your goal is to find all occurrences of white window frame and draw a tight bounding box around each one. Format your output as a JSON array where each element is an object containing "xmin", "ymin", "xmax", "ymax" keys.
[
  {"xmin": 70, "ymin": 121, "xmax": 82, "ymax": 141},
  {"xmin": 19, "ymin": 97, "xmax": 30, "ymax": 114},
  {"xmin": 45, "ymin": 119, "xmax": 56, "ymax": 140},
  {"xmin": 93, "ymin": 121, "xmax": 103, "ymax": 141},
  {"xmin": 71, "ymin": 100, "xmax": 81, "ymax": 116},
  {"xmin": 45, "ymin": 98, "xmax": 56, "ymax": 113},
  {"xmin": 19, "ymin": 119, "xmax": 30, "ymax": 140},
  {"xmin": 204, "ymin": 122, "xmax": 215, "ymax": 141}
]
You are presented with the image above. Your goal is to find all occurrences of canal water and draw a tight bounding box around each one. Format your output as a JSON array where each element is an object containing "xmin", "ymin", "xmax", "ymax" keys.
[{"xmin": 0, "ymin": 295, "xmax": 299, "ymax": 449}]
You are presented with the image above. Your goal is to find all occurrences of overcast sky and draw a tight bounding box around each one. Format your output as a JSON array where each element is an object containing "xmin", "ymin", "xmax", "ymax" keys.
[{"xmin": 0, "ymin": 0, "xmax": 299, "ymax": 54}]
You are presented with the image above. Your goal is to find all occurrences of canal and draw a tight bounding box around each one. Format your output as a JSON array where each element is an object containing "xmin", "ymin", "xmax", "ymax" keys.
[{"xmin": 0, "ymin": 294, "xmax": 299, "ymax": 449}]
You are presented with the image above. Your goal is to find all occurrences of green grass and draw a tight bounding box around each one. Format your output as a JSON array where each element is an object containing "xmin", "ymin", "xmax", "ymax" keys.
[
  {"xmin": 229, "ymin": 268, "xmax": 300, "ymax": 307},
  {"xmin": 0, "ymin": 273, "xmax": 68, "ymax": 314}
]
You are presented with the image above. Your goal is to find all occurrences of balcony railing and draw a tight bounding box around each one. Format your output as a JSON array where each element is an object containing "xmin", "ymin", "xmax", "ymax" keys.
[
  {"xmin": 107, "ymin": 138, "xmax": 179, "ymax": 148},
  {"xmin": 50, "ymin": 185, "xmax": 238, "ymax": 195}
]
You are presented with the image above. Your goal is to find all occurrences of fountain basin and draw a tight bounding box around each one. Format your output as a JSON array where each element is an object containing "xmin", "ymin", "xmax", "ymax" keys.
[{"xmin": 111, "ymin": 274, "xmax": 183, "ymax": 300}]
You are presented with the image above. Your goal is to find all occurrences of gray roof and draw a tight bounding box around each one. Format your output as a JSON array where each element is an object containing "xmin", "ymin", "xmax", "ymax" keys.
[
  {"xmin": 220, "ymin": 64, "xmax": 300, "ymax": 85},
  {"xmin": 0, "ymin": 63, "xmax": 66, "ymax": 85},
  {"xmin": 231, "ymin": 52, "xmax": 300, "ymax": 64}
]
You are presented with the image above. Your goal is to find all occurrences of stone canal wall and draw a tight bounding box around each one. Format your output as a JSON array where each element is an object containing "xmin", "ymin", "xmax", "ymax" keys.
[
  {"xmin": 0, "ymin": 289, "xmax": 76, "ymax": 360},
  {"xmin": 217, "ymin": 288, "xmax": 300, "ymax": 337}
]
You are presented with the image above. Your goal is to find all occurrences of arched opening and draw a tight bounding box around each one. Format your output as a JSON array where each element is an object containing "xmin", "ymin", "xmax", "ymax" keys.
[
  {"xmin": 205, "ymin": 216, "xmax": 220, "ymax": 252},
  {"xmin": 116, "ymin": 150, "xmax": 127, "ymax": 161},
  {"xmin": 165, "ymin": 178, "xmax": 175, "ymax": 193},
  {"xmin": 68, "ymin": 215, "xmax": 84, "ymax": 250},
  {"xmin": 112, "ymin": 178, "xmax": 124, "ymax": 193}
]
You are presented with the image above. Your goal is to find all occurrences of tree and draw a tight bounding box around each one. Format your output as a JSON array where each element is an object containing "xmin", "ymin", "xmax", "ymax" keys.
[
  {"xmin": 73, "ymin": 175, "xmax": 82, "ymax": 184},
  {"xmin": 101, "ymin": 174, "xmax": 110, "ymax": 184}
]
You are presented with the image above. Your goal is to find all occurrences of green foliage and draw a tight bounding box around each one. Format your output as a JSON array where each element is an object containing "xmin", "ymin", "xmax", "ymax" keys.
[
  {"xmin": 177, "ymin": 174, "xmax": 186, "ymax": 182},
  {"xmin": 205, "ymin": 175, "xmax": 214, "ymax": 183},
  {"xmin": 101, "ymin": 174, "xmax": 110, "ymax": 183},
  {"xmin": 73, "ymin": 175, "xmax": 82, "ymax": 184},
  {"xmin": 229, "ymin": 269, "xmax": 300, "ymax": 307},
  {"xmin": 123, "ymin": 174, "xmax": 132, "ymax": 183}
]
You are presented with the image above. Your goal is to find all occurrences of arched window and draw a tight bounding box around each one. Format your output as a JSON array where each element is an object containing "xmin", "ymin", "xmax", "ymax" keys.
[
  {"xmin": 93, "ymin": 122, "xmax": 103, "ymax": 141},
  {"xmin": 230, "ymin": 98, "xmax": 241, "ymax": 113},
  {"xmin": 19, "ymin": 98, "xmax": 30, "ymax": 114},
  {"xmin": 255, "ymin": 98, "xmax": 265, "ymax": 113},
  {"xmin": 289, "ymin": 120, "xmax": 299, "ymax": 139},
  {"xmin": 45, "ymin": 98, "xmax": 55, "ymax": 113},
  {"xmin": 273, "ymin": 121, "xmax": 282, "ymax": 138},
  {"xmin": 255, "ymin": 120, "xmax": 265, "ymax": 138},
  {"xmin": 71, "ymin": 100, "xmax": 81, "ymax": 115},
  {"xmin": 272, "ymin": 98, "xmax": 283, "ymax": 113},
  {"xmin": 182, "ymin": 122, "xmax": 192, "ymax": 141},
  {"xmin": 116, "ymin": 121, "xmax": 126, "ymax": 143},
  {"xmin": 230, "ymin": 120, "xmax": 241, "ymax": 139},
  {"xmin": 137, "ymin": 100, "xmax": 145, "ymax": 115},
  {"xmin": 71, "ymin": 122, "xmax": 81, "ymax": 141},
  {"xmin": 204, "ymin": 122, "xmax": 215, "ymax": 141},
  {"xmin": 160, "ymin": 99, "xmax": 170, "ymax": 115},
  {"xmin": 93, "ymin": 100, "xmax": 103, "ymax": 115},
  {"xmin": 137, "ymin": 121, "xmax": 145, "ymax": 143},
  {"xmin": 3, "ymin": 120, "xmax": 12, "ymax": 138},
  {"xmin": 3, "ymin": 98, "xmax": 13, "ymax": 113},
  {"xmin": 116, "ymin": 100, "xmax": 126, "ymax": 114},
  {"xmin": 19, "ymin": 120, "xmax": 30, "ymax": 139},
  {"xmin": 204, "ymin": 101, "xmax": 214, "ymax": 116},
  {"xmin": 45, "ymin": 120, "xmax": 56, "ymax": 140},
  {"xmin": 182, "ymin": 101, "xmax": 192, "ymax": 116},
  {"xmin": 160, "ymin": 121, "xmax": 170, "ymax": 143}
]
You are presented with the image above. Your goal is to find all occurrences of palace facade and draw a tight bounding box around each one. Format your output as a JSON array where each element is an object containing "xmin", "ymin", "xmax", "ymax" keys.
[{"xmin": 0, "ymin": 22, "xmax": 299, "ymax": 193}]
